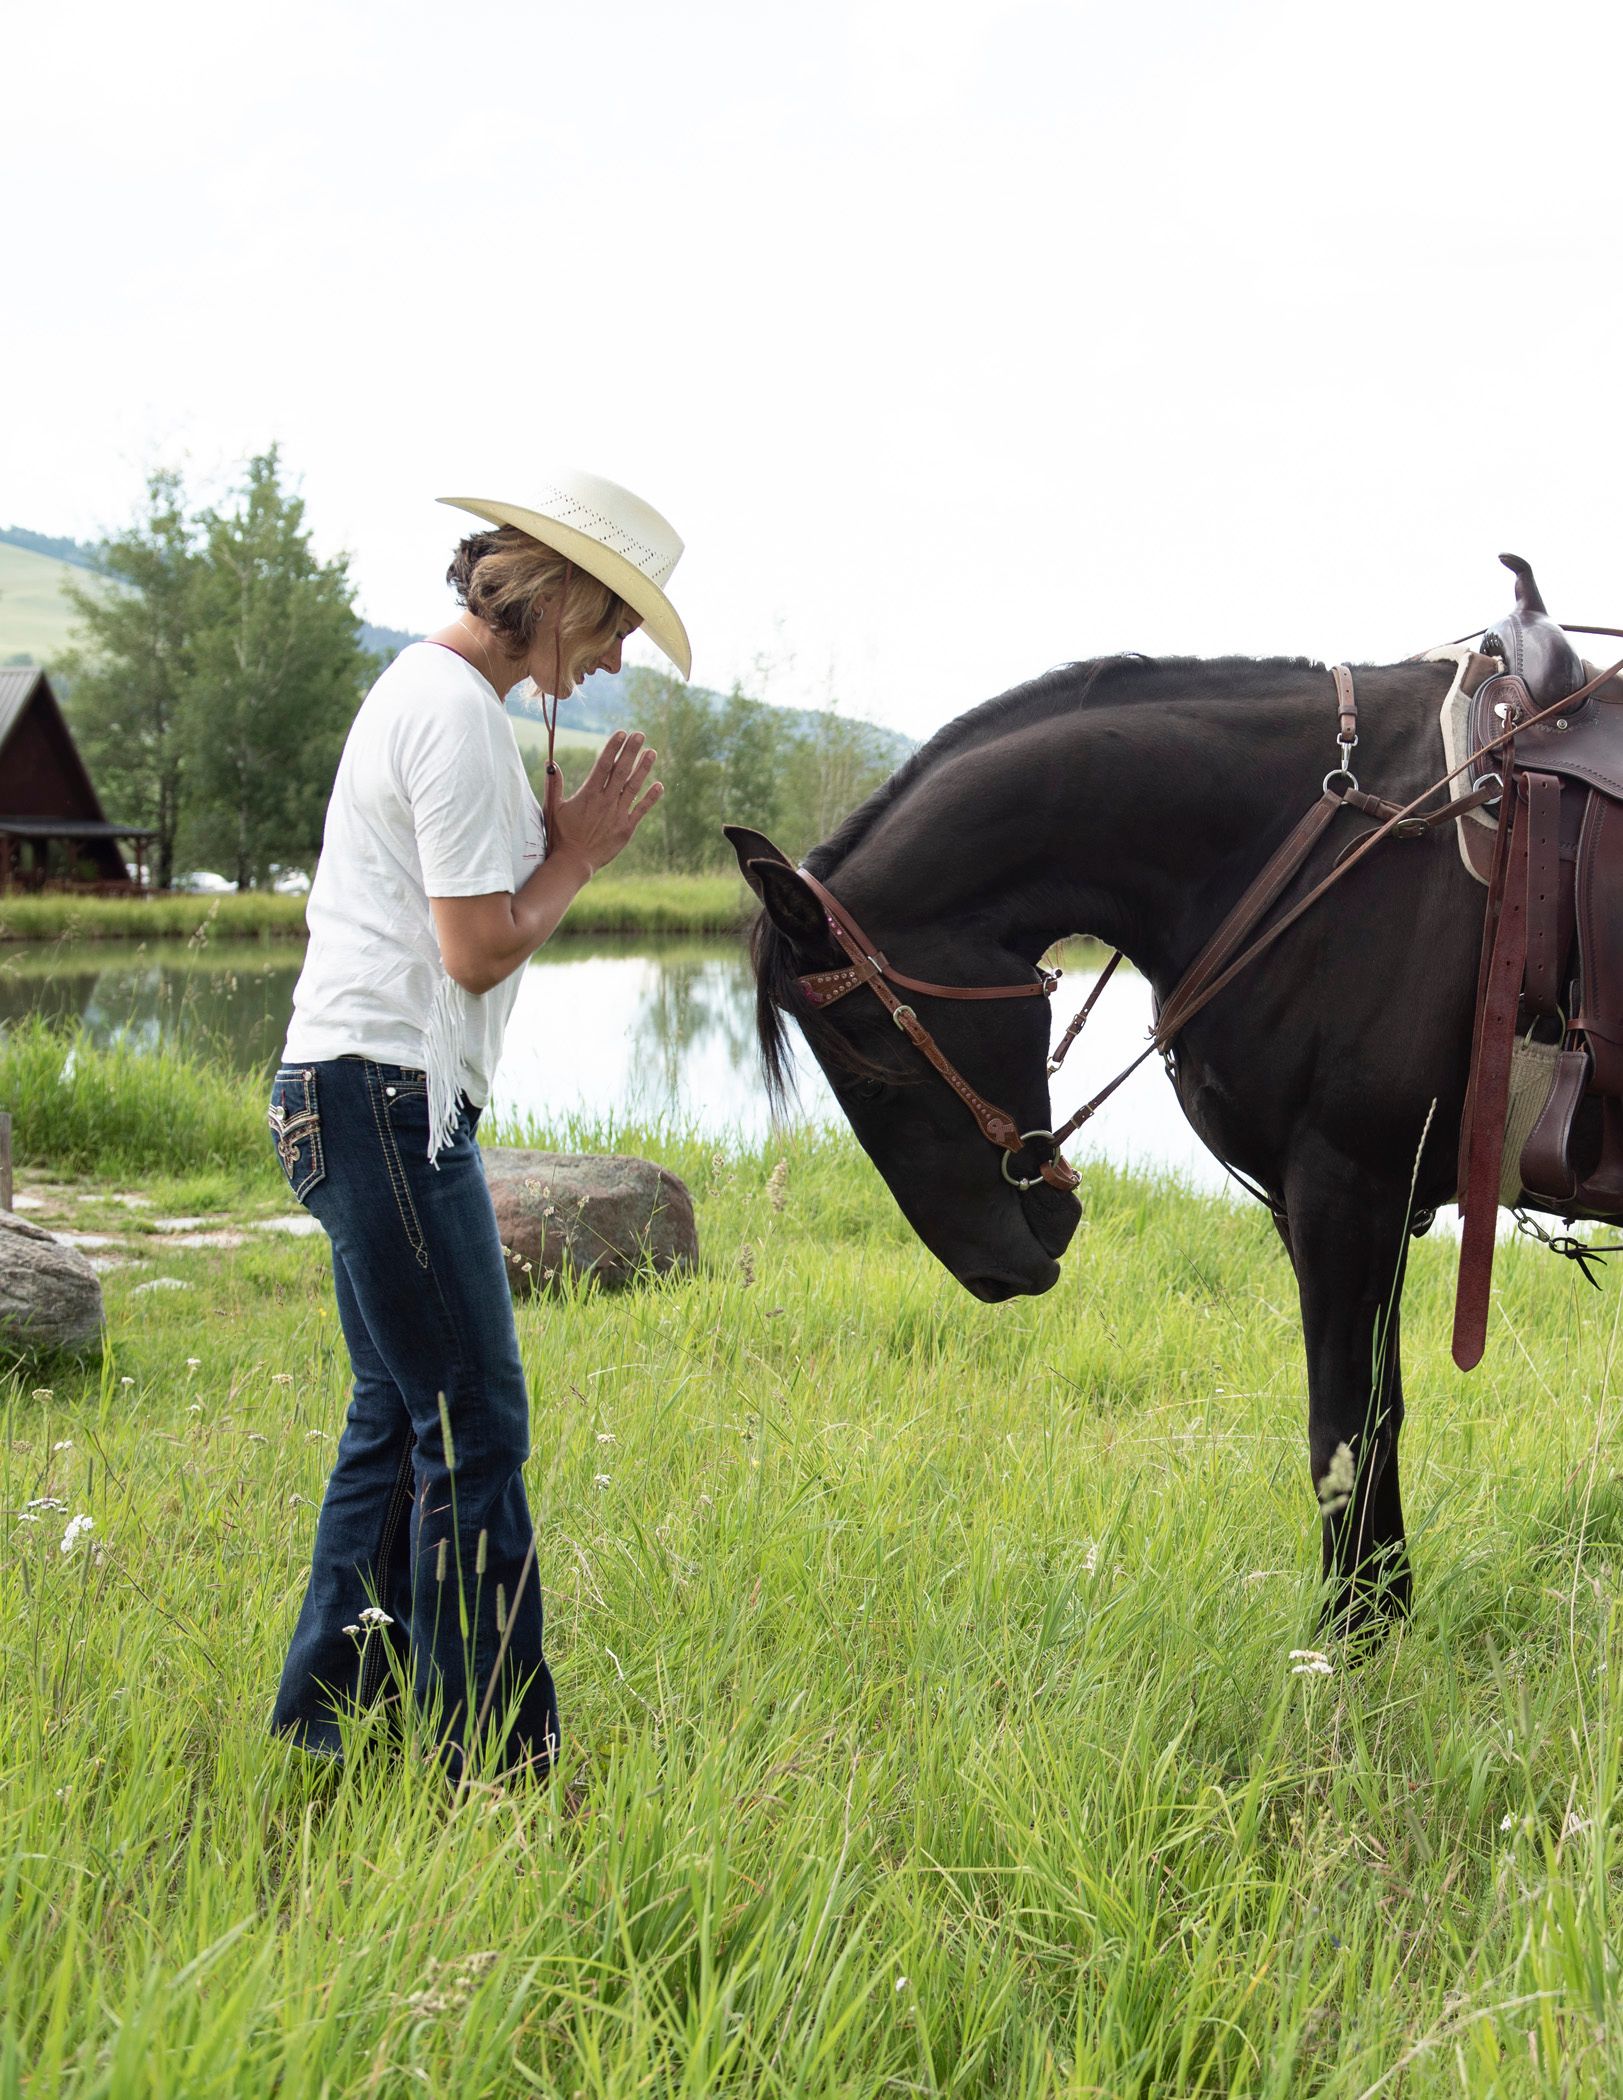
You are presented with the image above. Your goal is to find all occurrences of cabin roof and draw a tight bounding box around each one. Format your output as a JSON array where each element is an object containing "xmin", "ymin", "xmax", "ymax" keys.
[
  {"xmin": 0, "ymin": 665, "xmax": 44, "ymax": 750},
  {"xmin": 0, "ymin": 816, "xmax": 156, "ymax": 840}
]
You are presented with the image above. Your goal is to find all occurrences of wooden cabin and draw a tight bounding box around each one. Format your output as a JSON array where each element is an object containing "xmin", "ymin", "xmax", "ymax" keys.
[{"xmin": 0, "ymin": 667, "xmax": 154, "ymax": 893}]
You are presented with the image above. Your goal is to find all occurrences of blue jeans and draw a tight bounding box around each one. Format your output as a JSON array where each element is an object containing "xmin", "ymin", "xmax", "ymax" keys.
[{"xmin": 267, "ymin": 1056, "xmax": 558, "ymax": 1774}]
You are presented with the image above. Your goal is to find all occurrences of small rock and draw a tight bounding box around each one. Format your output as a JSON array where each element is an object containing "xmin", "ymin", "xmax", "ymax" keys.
[
  {"xmin": 257, "ymin": 1214, "xmax": 323, "ymax": 1238},
  {"xmin": 0, "ymin": 1210, "xmax": 104, "ymax": 1356},
  {"xmin": 151, "ymin": 1216, "xmax": 215, "ymax": 1233},
  {"xmin": 109, "ymin": 1193, "xmax": 152, "ymax": 1209},
  {"xmin": 11, "ymin": 1193, "xmax": 45, "ymax": 1212},
  {"xmin": 51, "ymin": 1232, "xmax": 123, "ymax": 1250},
  {"xmin": 129, "ymin": 1277, "xmax": 191, "ymax": 1295},
  {"xmin": 161, "ymin": 1231, "xmax": 249, "ymax": 1250},
  {"xmin": 482, "ymin": 1149, "xmax": 698, "ymax": 1296}
]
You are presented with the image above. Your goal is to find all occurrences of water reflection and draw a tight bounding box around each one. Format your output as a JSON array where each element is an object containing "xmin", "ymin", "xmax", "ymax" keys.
[{"xmin": 0, "ymin": 934, "xmax": 1231, "ymax": 1190}]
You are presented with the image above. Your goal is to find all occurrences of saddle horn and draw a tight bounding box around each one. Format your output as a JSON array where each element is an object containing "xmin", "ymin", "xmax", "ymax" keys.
[
  {"xmin": 1483, "ymin": 553, "xmax": 1584, "ymax": 703},
  {"xmin": 1499, "ymin": 552, "xmax": 1549, "ymax": 618}
]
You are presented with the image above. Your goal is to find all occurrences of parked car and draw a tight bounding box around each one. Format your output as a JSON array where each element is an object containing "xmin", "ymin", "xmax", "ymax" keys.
[{"xmin": 171, "ymin": 871, "xmax": 238, "ymax": 894}]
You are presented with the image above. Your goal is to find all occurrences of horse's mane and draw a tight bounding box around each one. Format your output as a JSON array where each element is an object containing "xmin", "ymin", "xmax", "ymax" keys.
[{"xmin": 751, "ymin": 651, "xmax": 1327, "ymax": 1103}]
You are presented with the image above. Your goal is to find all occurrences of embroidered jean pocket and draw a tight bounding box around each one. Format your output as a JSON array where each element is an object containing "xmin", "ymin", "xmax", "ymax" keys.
[{"xmin": 268, "ymin": 1066, "xmax": 326, "ymax": 1203}]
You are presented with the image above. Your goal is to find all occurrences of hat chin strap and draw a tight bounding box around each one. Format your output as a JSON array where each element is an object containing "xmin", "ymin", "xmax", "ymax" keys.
[{"xmin": 543, "ymin": 560, "xmax": 575, "ymax": 781}]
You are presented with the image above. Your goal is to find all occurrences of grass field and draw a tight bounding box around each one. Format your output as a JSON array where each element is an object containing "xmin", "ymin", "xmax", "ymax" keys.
[
  {"xmin": 0, "ymin": 875, "xmax": 751, "ymax": 945},
  {"xmin": 0, "ymin": 542, "xmax": 112, "ymax": 666},
  {"xmin": 4, "ymin": 1032, "xmax": 1623, "ymax": 2093}
]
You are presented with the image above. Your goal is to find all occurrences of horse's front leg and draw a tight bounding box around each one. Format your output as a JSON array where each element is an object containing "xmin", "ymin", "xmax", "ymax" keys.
[{"xmin": 1281, "ymin": 1141, "xmax": 1414, "ymax": 1639}]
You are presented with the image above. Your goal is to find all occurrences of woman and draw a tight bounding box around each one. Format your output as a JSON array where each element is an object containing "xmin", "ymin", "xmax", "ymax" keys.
[{"xmin": 267, "ymin": 469, "xmax": 689, "ymax": 1775}]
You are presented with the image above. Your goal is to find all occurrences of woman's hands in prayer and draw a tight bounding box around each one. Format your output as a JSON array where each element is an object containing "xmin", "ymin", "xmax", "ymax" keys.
[
  {"xmin": 543, "ymin": 731, "xmax": 662, "ymax": 881},
  {"xmin": 429, "ymin": 730, "xmax": 663, "ymax": 995}
]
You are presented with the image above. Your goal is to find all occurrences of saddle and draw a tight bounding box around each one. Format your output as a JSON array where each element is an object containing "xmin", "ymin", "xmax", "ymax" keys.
[{"xmin": 1454, "ymin": 556, "xmax": 1623, "ymax": 1366}]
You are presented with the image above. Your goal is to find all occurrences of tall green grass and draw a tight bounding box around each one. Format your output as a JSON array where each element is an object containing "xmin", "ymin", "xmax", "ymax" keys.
[
  {"xmin": 5, "ymin": 1085, "xmax": 1623, "ymax": 2090},
  {"xmin": 0, "ymin": 874, "xmax": 750, "ymax": 945},
  {"xmin": 0, "ymin": 891, "xmax": 310, "ymax": 944},
  {"xmin": 0, "ymin": 1017, "xmax": 271, "ymax": 1178}
]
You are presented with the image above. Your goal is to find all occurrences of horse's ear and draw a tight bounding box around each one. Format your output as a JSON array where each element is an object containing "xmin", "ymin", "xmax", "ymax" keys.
[
  {"xmin": 750, "ymin": 859, "xmax": 829, "ymax": 951},
  {"xmin": 724, "ymin": 824, "xmax": 793, "ymax": 899}
]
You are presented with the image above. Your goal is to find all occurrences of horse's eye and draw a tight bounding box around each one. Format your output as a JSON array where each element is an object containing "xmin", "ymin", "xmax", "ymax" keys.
[{"xmin": 847, "ymin": 1077, "xmax": 888, "ymax": 1104}]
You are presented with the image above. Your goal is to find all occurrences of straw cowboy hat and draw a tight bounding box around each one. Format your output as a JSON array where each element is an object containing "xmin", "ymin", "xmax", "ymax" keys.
[{"xmin": 439, "ymin": 469, "xmax": 691, "ymax": 679}]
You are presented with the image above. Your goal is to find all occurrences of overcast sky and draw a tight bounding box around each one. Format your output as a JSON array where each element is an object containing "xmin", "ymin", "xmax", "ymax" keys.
[{"xmin": 7, "ymin": 0, "xmax": 1623, "ymax": 738}]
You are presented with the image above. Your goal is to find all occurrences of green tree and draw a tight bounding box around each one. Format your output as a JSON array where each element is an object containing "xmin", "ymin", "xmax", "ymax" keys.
[
  {"xmin": 179, "ymin": 450, "xmax": 368, "ymax": 889},
  {"xmin": 622, "ymin": 668, "xmax": 726, "ymax": 873},
  {"xmin": 61, "ymin": 471, "xmax": 200, "ymax": 890},
  {"xmin": 776, "ymin": 703, "xmax": 895, "ymax": 860},
  {"xmin": 716, "ymin": 684, "xmax": 782, "ymax": 847}
]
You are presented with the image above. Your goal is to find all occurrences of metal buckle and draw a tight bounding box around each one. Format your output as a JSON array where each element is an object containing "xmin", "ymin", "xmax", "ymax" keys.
[{"xmin": 892, "ymin": 1003, "xmax": 916, "ymax": 1031}]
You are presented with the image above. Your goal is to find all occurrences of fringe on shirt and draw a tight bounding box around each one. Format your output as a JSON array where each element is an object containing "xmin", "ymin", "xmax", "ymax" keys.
[{"xmin": 423, "ymin": 970, "xmax": 472, "ymax": 1165}]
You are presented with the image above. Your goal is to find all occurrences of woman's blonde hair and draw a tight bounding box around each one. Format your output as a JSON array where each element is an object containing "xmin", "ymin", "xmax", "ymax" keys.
[{"xmin": 447, "ymin": 526, "xmax": 630, "ymax": 686}]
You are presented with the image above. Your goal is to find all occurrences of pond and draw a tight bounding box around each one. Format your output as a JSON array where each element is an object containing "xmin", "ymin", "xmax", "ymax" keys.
[{"xmin": 0, "ymin": 935, "xmax": 1230, "ymax": 1193}]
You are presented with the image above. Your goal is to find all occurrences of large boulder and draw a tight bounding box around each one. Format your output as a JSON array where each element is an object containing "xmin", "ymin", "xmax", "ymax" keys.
[
  {"xmin": 0, "ymin": 1211, "xmax": 104, "ymax": 1357},
  {"xmin": 481, "ymin": 1150, "xmax": 698, "ymax": 1295}
]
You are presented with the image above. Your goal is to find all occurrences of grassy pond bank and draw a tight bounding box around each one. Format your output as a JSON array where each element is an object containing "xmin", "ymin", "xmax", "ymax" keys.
[
  {"xmin": 0, "ymin": 874, "xmax": 750, "ymax": 945},
  {"xmin": 3, "ymin": 1031, "xmax": 1623, "ymax": 2094}
]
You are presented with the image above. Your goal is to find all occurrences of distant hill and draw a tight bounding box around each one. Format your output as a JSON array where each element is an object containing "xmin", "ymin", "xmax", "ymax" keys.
[
  {"xmin": 0, "ymin": 529, "xmax": 421, "ymax": 673},
  {"xmin": 0, "ymin": 528, "xmax": 914, "ymax": 765},
  {"xmin": 0, "ymin": 526, "xmax": 105, "ymax": 572},
  {"xmin": 0, "ymin": 540, "xmax": 113, "ymax": 665},
  {"xmin": 357, "ymin": 620, "xmax": 420, "ymax": 662},
  {"xmin": 511, "ymin": 669, "xmax": 916, "ymax": 766}
]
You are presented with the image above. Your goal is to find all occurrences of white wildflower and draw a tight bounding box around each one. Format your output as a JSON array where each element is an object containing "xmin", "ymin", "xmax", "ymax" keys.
[
  {"xmin": 60, "ymin": 1514, "xmax": 94, "ymax": 1554},
  {"xmin": 358, "ymin": 1606, "xmax": 393, "ymax": 1628},
  {"xmin": 596, "ymin": 1432, "xmax": 616, "ymax": 1444},
  {"xmin": 342, "ymin": 1623, "xmax": 361, "ymax": 1637},
  {"xmin": 1562, "ymin": 1810, "xmax": 1592, "ymax": 1839},
  {"xmin": 894, "ymin": 1975, "xmax": 908, "ymax": 1992},
  {"xmin": 25, "ymin": 1497, "xmax": 68, "ymax": 1513},
  {"xmin": 1289, "ymin": 1649, "xmax": 1333, "ymax": 1677},
  {"xmin": 52, "ymin": 1440, "xmax": 72, "ymax": 1453},
  {"xmin": 1082, "ymin": 1541, "xmax": 1099, "ymax": 1575},
  {"xmin": 31, "ymin": 1388, "xmax": 54, "ymax": 1401},
  {"xmin": 594, "ymin": 1473, "xmax": 611, "ymax": 1488},
  {"xmin": 119, "ymin": 1377, "xmax": 134, "ymax": 1389},
  {"xmin": 16, "ymin": 1513, "xmax": 40, "ymax": 1525},
  {"xmin": 186, "ymin": 1357, "xmax": 201, "ymax": 1369},
  {"xmin": 1500, "ymin": 1813, "xmax": 1514, "ymax": 1832}
]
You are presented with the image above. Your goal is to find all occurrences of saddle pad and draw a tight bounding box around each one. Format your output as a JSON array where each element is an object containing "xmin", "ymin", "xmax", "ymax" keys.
[
  {"xmin": 1426, "ymin": 644, "xmax": 1504, "ymax": 885},
  {"xmin": 1430, "ymin": 645, "xmax": 1615, "ymax": 885}
]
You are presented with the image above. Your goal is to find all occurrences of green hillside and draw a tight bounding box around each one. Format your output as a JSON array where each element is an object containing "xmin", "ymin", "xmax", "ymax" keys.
[{"xmin": 0, "ymin": 541, "xmax": 111, "ymax": 667}]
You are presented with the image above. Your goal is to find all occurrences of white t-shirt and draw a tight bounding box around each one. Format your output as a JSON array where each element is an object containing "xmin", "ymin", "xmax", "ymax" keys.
[{"xmin": 284, "ymin": 643, "xmax": 546, "ymax": 1126}]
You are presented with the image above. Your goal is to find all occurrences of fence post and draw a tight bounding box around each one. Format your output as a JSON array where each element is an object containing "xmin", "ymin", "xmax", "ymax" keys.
[{"xmin": 0, "ymin": 1111, "xmax": 11, "ymax": 1212}]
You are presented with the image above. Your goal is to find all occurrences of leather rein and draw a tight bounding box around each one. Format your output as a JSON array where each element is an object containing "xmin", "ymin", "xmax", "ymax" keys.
[{"xmin": 791, "ymin": 655, "xmax": 1623, "ymax": 1197}]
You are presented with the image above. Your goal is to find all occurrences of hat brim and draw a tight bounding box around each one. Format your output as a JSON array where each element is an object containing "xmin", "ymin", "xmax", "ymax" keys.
[{"xmin": 437, "ymin": 495, "xmax": 692, "ymax": 680}]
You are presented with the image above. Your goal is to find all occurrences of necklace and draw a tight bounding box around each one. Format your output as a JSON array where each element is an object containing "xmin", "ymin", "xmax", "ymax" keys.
[{"xmin": 457, "ymin": 615, "xmax": 505, "ymax": 698}]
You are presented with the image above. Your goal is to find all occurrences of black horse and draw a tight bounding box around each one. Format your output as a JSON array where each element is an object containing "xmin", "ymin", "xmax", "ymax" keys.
[{"xmin": 729, "ymin": 653, "xmax": 1494, "ymax": 1634}]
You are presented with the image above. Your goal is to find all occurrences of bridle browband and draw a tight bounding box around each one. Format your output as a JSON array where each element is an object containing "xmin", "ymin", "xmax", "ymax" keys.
[
  {"xmin": 782, "ymin": 652, "xmax": 1623, "ymax": 1199},
  {"xmin": 792, "ymin": 866, "xmax": 1078, "ymax": 1192}
]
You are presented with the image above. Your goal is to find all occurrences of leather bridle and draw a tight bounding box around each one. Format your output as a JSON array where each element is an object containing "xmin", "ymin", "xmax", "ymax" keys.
[
  {"xmin": 793, "ymin": 866, "xmax": 1079, "ymax": 1192},
  {"xmin": 787, "ymin": 656, "xmax": 1623, "ymax": 1201}
]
